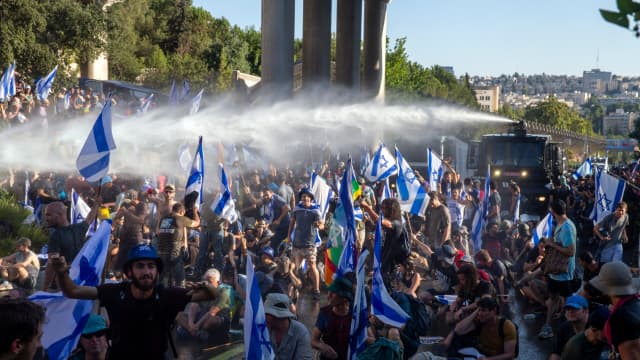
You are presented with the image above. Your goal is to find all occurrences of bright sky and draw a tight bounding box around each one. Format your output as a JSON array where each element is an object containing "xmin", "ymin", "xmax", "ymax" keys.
[{"xmin": 193, "ymin": 0, "xmax": 640, "ymax": 77}]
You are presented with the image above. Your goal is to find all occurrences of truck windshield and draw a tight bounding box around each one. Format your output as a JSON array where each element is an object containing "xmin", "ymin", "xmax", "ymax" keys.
[{"xmin": 484, "ymin": 141, "xmax": 544, "ymax": 167}]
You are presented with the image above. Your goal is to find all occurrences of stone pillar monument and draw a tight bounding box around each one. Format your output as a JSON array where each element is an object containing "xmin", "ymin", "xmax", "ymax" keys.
[
  {"xmin": 261, "ymin": 0, "xmax": 295, "ymax": 99},
  {"xmin": 362, "ymin": 0, "xmax": 390, "ymax": 102},
  {"xmin": 336, "ymin": 0, "xmax": 362, "ymax": 90},
  {"xmin": 302, "ymin": 0, "xmax": 332, "ymax": 89}
]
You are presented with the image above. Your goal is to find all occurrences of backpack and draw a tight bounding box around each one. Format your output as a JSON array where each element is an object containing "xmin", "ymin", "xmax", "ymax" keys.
[
  {"xmin": 495, "ymin": 259, "xmax": 516, "ymax": 289},
  {"xmin": 498, "ymin": 317, "xmax": 519, "ymax": 358},
  {"xmin": 391, "ymin": 292, "xmax": 431, "ymax": 358},
  {"xmin": 399, "ymin": 225, "xmax": 412, "ymax": 258}
]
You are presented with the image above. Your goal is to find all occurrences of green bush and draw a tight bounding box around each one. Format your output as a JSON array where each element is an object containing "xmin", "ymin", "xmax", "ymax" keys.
[{"xmin": 0, "ymin": 190, "xmax": 49, "ymax": 256}]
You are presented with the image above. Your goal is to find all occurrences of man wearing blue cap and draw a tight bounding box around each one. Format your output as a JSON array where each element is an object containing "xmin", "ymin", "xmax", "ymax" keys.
[
  {"xmin": 549, "ymin": 294, "xmax": 589, "ymax": 359},
  {"xmin": 70, "ymin": 314, "xmax": 109, "ymax": 360},
  {"xmin": 50, "ymin": 243, "xmax": 220, "ymax": 359},
  {"xmin": 288, "ymin": 188, "xmax": 323, "ymax": 300},
  {"xmin": 561, "ymin": 306, "xmax": 611, "ymax": 360}
]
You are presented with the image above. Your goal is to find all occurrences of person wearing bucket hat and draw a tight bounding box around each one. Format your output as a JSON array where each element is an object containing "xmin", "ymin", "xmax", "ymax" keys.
[
  {"xmin": 71, "ymin": 314, "xmax": 109, "ymax": 360},
  {"xmin": 588, "ymin": 261, "xmax": 640, "ymax": 359},
  {"xmin": 288, "ymin": 187, "xmax": 324, "ymax": 300},
  {"xmin": 312, "ymin": 276, "xmax": 353, "ymax": 359},
  {"xmin": 264, "ymin": 293, "xmax": 314, "ymax": 359},
  {"xmin": 43, "ymin": 199, "xmax": 101, "ymax": 291},
  {"xmin": 49, "ymin": 242, "xmax": 221, "ymax": 359}
]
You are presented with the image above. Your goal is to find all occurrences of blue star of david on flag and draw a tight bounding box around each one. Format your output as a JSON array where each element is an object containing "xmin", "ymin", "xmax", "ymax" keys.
[{"xmin": 590, "ymin": 167, "xmax": 626, "ymax": 223}]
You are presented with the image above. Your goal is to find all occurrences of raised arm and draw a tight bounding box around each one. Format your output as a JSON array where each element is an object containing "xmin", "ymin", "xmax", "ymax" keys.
[{"xmin": 49, "ymin": 256, "xmax": 98, "ymax": 300}]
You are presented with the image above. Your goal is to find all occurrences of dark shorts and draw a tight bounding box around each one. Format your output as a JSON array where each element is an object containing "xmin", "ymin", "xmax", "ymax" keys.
[{"xmin": 547, "ymin": 277, "xmax": 573, "ymax": 297}]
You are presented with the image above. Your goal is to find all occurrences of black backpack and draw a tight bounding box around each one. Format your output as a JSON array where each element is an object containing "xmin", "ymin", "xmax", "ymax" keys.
[{"xmin": 498, "ymin": 317, "xmax": 519, "ymax": 358}]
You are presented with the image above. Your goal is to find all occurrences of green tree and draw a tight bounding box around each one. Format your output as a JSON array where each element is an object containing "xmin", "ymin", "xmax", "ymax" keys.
[
  {"xmin": 600, "ymin": 0, "xmax": 640, "ymax": 37},
  {"xmin": 524, "ymin": 97, "xmax": 594, "ymax": 135}
]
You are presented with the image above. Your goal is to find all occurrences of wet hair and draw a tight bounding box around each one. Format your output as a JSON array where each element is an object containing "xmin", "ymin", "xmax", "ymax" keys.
[
  {"xmin": 456, "ymin": 263, "xmax": 479, "ymax": 297},
  {"xmin": 381, "ymin": 198, "xmax": 402, "ymax": 221},
  {"xmin": 0, "ymin": 298, "xmax": 45, "ymax": 354},
  {"xmin": 477, "ymin": 297, "xmax": 499, "ymax": 311},
  {"xmin": 550, "ymin": 199, "xmax": 566, "ymax": 215},
  {"xmin": 172, "ymin": 203, "xmax": 185, "ymax": 213},
  {"xmin": 616, "ymin": 201, "xmax": 627, "ymax": 210},
  {"xmin": 475, "ymin": 249, "xmax": 491, "ymax": 263}
]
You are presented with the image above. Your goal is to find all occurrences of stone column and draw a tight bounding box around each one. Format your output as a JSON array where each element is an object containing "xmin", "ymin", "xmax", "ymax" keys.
[
  {"xmin": 261, "ymin": 0, "xmax": 295, "ymax": 99},
  {"xmin": 362, "ymin": 0, "xmax": 390, "ymax": 102},
  {"xmin": 302, "ymin": 0, "xmax": 332, "ymax": 89},
  {"xmin": 336, "ymin": 0, "xmax": 362, "ymax": 90}
]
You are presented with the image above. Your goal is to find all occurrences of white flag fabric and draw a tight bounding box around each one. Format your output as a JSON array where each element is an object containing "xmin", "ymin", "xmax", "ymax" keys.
[
  {"xmin": 185, "ymin": 136, "xmax": 204, "ymax": 209},
  {"xmin": 190, "ymin": 89, "xmax": 204, "ymax": 115},
  {"xmin": 348, "ymin": 249, "xmax": 369, "ymax": 360},
  {"xmin": 573, "ymin": 158, "xmax": 593, "ymax": 179},
  {"xmin": 532, "ymin": 212, "xmax": 554, "ymax": 245},
  {"xmin": 395, "ymin": 146, "xmax": 429, "ymax": 216},
  {"xmin": 381, "ymin": 178, "xmax": 392, "ymax": 202},
  {"xmin": 210, "ymin": 163, "xmax": 238, "ymax": 222},
  {"xmin": 244, "ymin": 256, "xmax": 275, "ymax": 360},
  {"xmin": 29, "ymin": 221, "xmax": 111, "ymax": 360},
  {"xmin": 365, "ymin": 143, "xmax": 398, "ymax": 182},
  {"xmin": 427, "ymin": 148, "xmax": 443, "ymax": 192},
  {"xmin": 75, "ymin": 98, "xmax": 116, "ymax": 182},
  {"xmin": 0, "ymin": 61, "xmax": 16, "ymax": 101},
  {"xmin": 471, "ymin": 165, "xmax": 491, "ymax": 252},
  {"xmin": 590, "ymin": 167, "xmax": 626, "ymax": 223},
  {"xmin": 371, "ymin": 216, "xmax": 410, "ymax": 327},
  {"xmin": 35, "ymin": 65, "xmax": 58, "ymax": 101},
  {"xmin": 70, "ymin": 188, "xmax": 91, "ymax": 224},
  {"xmin": 310, "ymin": 172, "xmax": 334, "ymax": 220}
]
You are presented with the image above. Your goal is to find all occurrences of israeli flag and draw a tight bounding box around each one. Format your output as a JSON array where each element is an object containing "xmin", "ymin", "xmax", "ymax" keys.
[
  {"xmin": 0, "ymin": 61, "xmax": 16, "ymax": 101},
  {"xmin": 590, "ymin": 167, "xmax": 626, "ymax": 223},
  {"xmin": 70, "ymin": 188, "xmax": 91, "ymax": 224},
  {"xmin": 169, "ymin": 80, "xmax": 179, "ymax": 105},
  {"xmin": 381, "ymin": 178, "xmax": 392, "ymax": 202},
  {"xmin": 371, "ymin": 216, "xmax": 410, "ymax": 327},
  {"xmin": 35, "ymin": 65, "xmax": 58, "ymax": 101},
  {"xmin": 64, "ymin": 91, "xmax": 71, "ymax": 110},
  {"xmin": 190, "ymin": 89, "xmax": 204, "ymax": 115},
  {"xmin": 631, "ymin": 161, "xmax": 639, "ymax": 181},
  {"xmin": 310, "ymin": 172, "xmax": 334, "ymax": 219},
  {"xmin": 349, "ymin": 249, "xmax": 370, "ymax": 360},
  {"xmin": 211, "ymin": 163, "xmax": 238, "ymax": 222},
  {"xmin": 395, "ymin": 146, "xmax": 429, "ymax": 216},
  {"xmin": 573, "ymin": 158, "xmax": 592, "ymax": 179},
  {"xmin": 336, "ymin": 159, "xmax": 358, "ymax": 276},
  {"xmin": 244, "ymin": 255, "xmax": 275, "ymax": 360},
  {"xmin": 513, "ymin": 193, "xmax": 520, "ymax": 223},
  {"xmin": 360, "ymin": 147, "xmax": 371, "ymax": 176},
  {"xmin": 365, "ymin": 143, "xmax": 398, "ymax": 182},
  {"xmin": 182, "ymin": 79, "xmax": 191, "ymax": 101},
  {"xmin": 435, "ymin": 294, "xmax": 459, "ymax": 305},
  {"xmin": 427, "ymin": 148, "xmax": 444, "ymax": 192},
  {"xmin": 471, "ymin": 165, "xmax": 491, "ymax": 252},
  {"xmin": 75, "ymin": 98, "xmax": 116, "ymax": 182},
  {"xmin": 24, "ymin": 171, "xmax": 30, "ymax": 206},
  {"xmin": 532, "ymin": 212, "xmax": 553, "ymax": 245},
  {"xmin": 30, "ymin": 221, "xmax": 111, "ymax": 360},
  {"xmin": 185, "ymin": 136, "xmax": 204, "ymax": 209}
]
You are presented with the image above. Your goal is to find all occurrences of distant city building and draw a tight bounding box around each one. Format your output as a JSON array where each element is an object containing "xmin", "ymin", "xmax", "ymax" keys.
[
  {"xmin": 603, "ymin": 108, "xmax": 637, "ymax": 136},
  {"xmin": 583, "ymin": 68, "xmax": 612, "ymax": 95},
  {"xmin": 474, "ymin": 85, "xmax": 500, "ymax": 112}
]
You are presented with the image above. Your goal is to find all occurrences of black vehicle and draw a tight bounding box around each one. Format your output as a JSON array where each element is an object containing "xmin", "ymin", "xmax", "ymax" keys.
[{"xmin": 472, "ymin": 120, "xmax": 563, "ymax": 219}]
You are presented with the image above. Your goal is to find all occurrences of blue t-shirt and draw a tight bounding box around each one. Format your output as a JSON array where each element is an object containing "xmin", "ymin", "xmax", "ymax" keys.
[
  {"xmin": 549, "ymin": 219, "xmax": 576, "ymax": 281},
  {"xmin": 262, "ymin": 194, "xmax": 290, "ymax": 226}
]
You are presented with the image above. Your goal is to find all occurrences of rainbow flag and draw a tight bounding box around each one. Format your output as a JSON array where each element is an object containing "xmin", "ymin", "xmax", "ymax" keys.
[
  {"xmin": 351, "ymin": 172, "xmax": 361, "ymax": 201},
  {"xmin": 324, "ymin": 247, "xmax": 343, "ymax": 286}
]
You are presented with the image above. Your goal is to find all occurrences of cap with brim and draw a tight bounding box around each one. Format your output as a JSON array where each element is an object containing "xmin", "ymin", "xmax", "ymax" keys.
[
  {"xmin": 588, "ymin": 306, "xmax": 611, "ymax": 330},
  {"xmin": 264, "ymin": 293, "xmax": 295, "ymax": 319},
  {"xmin": 441, "ymin": 245, "xmax": 456, "ymax": 265},
  {"xmin": 82, "ymin": 314, "xmax": 107, "ymax": 335},
  {"xmin": 100, "ymin": 176, "xmax": 112, "ymax": 185},
  {"xmin": 460, "ymin": 255, "xmax": 474, "ymax": 264},
  {"xmin": 164, "ymin": 184, "xmax": 175, "ymax": 191},
  {"xmin": 589, "ymin": 261, "xmax": 639, "ymax": 296},
  {"xmin": 563, "ymin": 294, "xmax": 588, "ymax": 309},
  {"xmin": 327, "ymin": 277, "xmax": 353, "ymax": 301}
]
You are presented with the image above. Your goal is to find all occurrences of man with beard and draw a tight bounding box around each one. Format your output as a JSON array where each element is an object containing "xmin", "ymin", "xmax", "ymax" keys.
[{"xmin": 50, "ymin": 244, "xmax": 220, "ymax": 359}]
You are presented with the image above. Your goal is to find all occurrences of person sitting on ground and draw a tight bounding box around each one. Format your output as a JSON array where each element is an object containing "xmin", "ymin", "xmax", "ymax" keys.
[
  {"xmin": 0, "ymin": 237, "xmax": 40, "ymax": 293},
  {"xmin": 255, "ymin": 247, "xmax": 278, "ymax": 276},
  {"xmin": 445, "ymin": 297, "xmax": 517, "ymax": 360},
  {"xmin": 0, "ymin": 298, "xmax": 45, "ymax": 360},
  {"xmin": 176, "ymin": 268, "xmax": 232, "ymax": 344},
  {"xmin": 517, "ymin": 240, "xmax": 548, "ymax": 307},
  {"xmin": 589, "ymin": 261, "xmax": 640, "ymax": 360},
  {"xmin": 311, "ymin": 276, "xmax": 353, "ymax": 360},
  {"xmin": 561, "ymin": 306, "xmax": 611, "ymax": 360},
  {"xmin": 475, "ymin": 250, "xmax": 508, "ymax": 304},
  {"xmin": 359, "ymin": 314, "xmax": 403, "ymax": 360},
  {"xmin": 396, "ymin": 258, "xmax": 421, "ymax": 298},
  {"xmin": 446, "ymin": 263, "xmax": 494, "ymax": 325},
  {"xmin": 69, "ymin": 314, "xmax": 109, "ymax": 360},
  {"xmin": 420, "ymin": 244, "xmax": 459, "ymax": 304},
  {"xmin": 548, "ymin": 294, "xmax": 590, "ymax": 360},
  {"xmin": 264, "ymin": 292, "xmax": 313, "ymax": 360}
]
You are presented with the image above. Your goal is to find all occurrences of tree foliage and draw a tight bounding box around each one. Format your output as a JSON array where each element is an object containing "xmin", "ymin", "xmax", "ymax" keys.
[
  {"xmin": 523, "ymin": 97, "xmax": 594, "ymax": 135},
  {"xmin": 385, "ymin": 38, "xmax": 478, "ymax": 107},
  {"xmin": 600, "ymin": 0, "xmax": 640, "ymax": 37}
]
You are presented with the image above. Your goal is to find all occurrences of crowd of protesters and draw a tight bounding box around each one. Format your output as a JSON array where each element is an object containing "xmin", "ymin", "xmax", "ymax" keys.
[{"xmin": 2, "ymin": 130, "xmax": 640, "ymax": 359}]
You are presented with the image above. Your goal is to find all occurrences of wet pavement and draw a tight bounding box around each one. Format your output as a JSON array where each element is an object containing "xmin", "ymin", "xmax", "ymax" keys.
[{"xmin": 175, "ymin": 285, "xmax": 556, "ymax": 359}]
